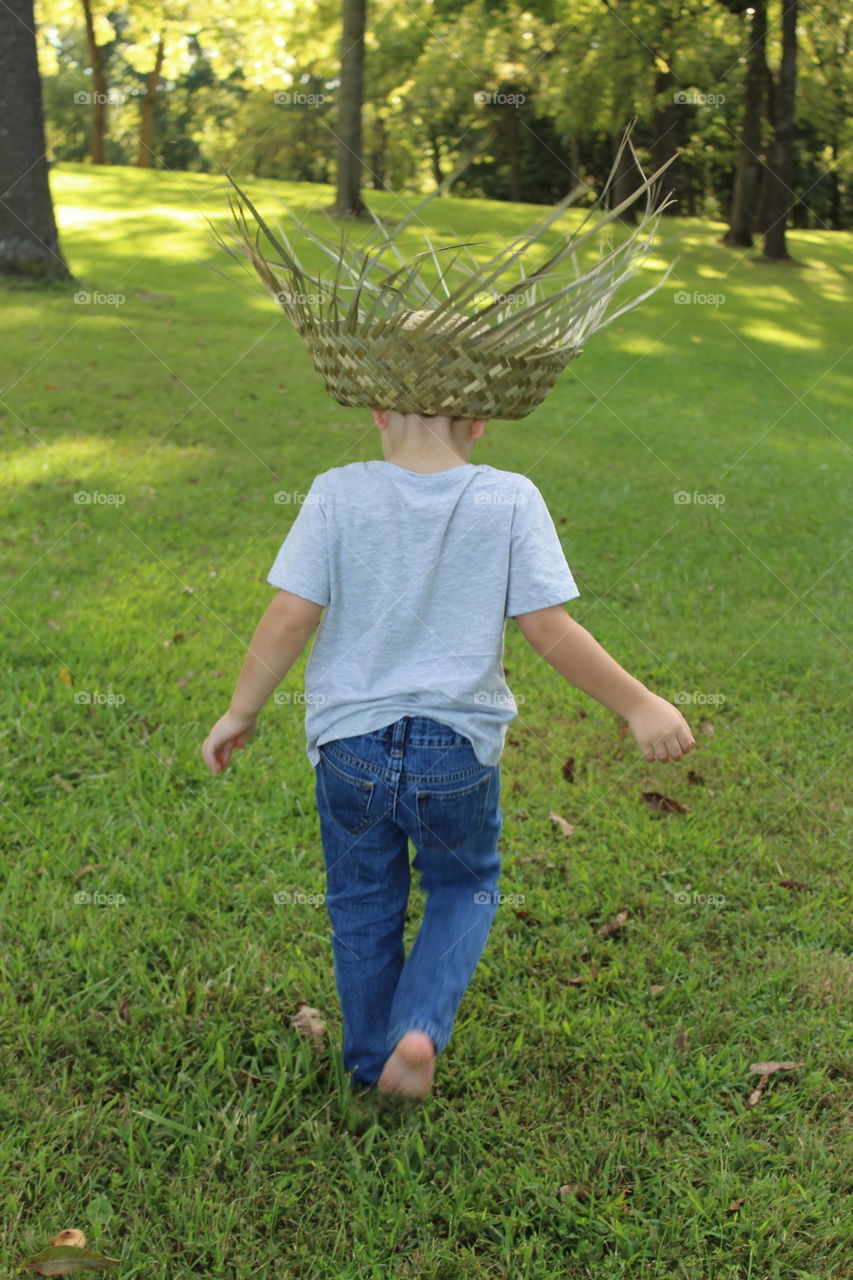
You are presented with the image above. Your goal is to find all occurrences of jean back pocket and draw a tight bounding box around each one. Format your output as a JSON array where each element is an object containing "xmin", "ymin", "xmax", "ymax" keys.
[{"xmin": 318, "ymin": 747, "xmax": 377, "ymax": 836}]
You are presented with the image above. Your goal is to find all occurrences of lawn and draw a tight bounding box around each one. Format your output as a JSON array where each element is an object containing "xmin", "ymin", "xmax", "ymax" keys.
[{"xmin": 1, "ymin": 163, "xmax": 850, "ymax": 1279}]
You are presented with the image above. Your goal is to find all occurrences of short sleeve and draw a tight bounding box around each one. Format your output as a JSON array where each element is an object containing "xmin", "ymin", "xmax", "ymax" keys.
[
  {"xmin": 266, "ymin": 476, "xmax": 330, "ymax": 607},
  {"xmin": 505, "ymin": 480, "xmax": 579, "ymax": 618}
]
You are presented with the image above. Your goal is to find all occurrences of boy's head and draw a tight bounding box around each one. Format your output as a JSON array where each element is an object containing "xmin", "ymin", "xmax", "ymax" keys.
[{"xmin": 371, "ymin": 409, "xmax": 488, "ymax": 462}]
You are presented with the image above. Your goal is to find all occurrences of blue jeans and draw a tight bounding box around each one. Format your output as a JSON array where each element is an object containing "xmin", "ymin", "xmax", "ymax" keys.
[{"xmin": 314, "ymin": 715, "xmax": 503, "ymax": 1088}]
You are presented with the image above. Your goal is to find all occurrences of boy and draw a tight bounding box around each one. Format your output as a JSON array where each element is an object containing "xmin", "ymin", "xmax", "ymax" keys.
[
  {"xmin": 200, "ymin": 406, "xmax": 694, "ymax": 1100},
  {"xmin": 200, "ymin": 136, "xmax": 693, "ymax": 1099}
]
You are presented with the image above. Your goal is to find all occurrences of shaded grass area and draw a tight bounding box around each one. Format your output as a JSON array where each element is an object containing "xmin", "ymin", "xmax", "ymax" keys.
[{"xmin": 1, "ymin": 164, "xmax": 851, "ymax": 1278}]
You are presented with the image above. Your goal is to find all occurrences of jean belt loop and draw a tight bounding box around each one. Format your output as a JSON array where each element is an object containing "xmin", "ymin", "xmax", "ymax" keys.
[{"xmin": 390, "ymin": 715, "xmax": 409, "ymax": 759}]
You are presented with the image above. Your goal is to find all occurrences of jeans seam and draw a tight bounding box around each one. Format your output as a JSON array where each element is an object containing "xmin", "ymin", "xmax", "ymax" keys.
[{"xmin": 322, "ymin": 742, "xmax": 489, "ymax": 786}]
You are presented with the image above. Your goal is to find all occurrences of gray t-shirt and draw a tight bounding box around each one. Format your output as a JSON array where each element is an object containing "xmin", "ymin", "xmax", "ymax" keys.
[{"xmin": 266, "ymin": 459, "xmax": 579, "ymax": 767}]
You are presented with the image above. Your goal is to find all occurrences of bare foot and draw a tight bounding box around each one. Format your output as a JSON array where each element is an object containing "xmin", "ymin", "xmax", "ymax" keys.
[{"xmin": 377, "ymin": 1031, "xmax": 435, "ymax": 1100}]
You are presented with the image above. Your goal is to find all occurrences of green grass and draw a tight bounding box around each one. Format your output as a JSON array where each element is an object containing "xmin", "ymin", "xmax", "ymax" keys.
[{"xmin": 1, "ymin": 162, "xmax": 851, "ymax": 1279}]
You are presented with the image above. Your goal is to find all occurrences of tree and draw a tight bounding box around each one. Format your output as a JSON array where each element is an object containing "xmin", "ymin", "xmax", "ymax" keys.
[
  {"xmin": 0, "ymin": 0, "xmax": 73, "ymax": 279},
  {"xmin": 329, "ymin": 0, "xmax": 367, "ymax": 216},
  {"xmin": 723, "ymin": 0, "xmax": 768, "ymax": 248},
  {"xmin": 79, "ymin": 0, "xmax": 110, "ymax": 161},
  {"xmin": 761, "ymin": 0, "xmax": 799, "ymax": 257},
  {"xmin": 136, "ymin": 32, "xmax": 166, "ymax": 166}
]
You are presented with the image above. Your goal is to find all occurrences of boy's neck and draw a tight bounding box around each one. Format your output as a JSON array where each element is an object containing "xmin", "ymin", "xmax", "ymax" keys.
[
  {"xmin": 373, "ymin": 409, "xmax": 485, "ymax": 472},
  {"xmin": 379, "ymin": 438, "xmax": 475, "ymax": 475},
  {"xmin": 382, "ymin": 454, "xmax": 471, "ymax": 474}
]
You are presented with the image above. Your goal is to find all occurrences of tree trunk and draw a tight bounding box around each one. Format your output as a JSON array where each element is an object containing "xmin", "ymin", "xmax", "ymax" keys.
[
  {"xmin": 80, "ymin": 0, "xmax": 107, "ymax": 164},
  {"xmin": 650, "ymin": 61, "xmax": 680, "ymax": 215},
  {"xmin": 723, "ymin": 0, "xmax": 767, "ymax": 247},
  {"xmin": 429, "ymin": 130, "xmax": 443, "ymax": 188},
  {"xmin": 505, "ymin": 91, "xmax": 522, "ymax": 203},
  {"xmin": 369, "ymin": 113, "xmax": 388, "ymax": 190},
  {"xmin": 828, "ymin": 143, "xmax": 841, "ymax": 231},
  {"xmin": 136, "ymin": 33, "xmax": 165, "ymax": 167},
  {"xmin": 568, "ymin": 132, "xmax": 581, "ymax": 186},
  {"xmin": 753, "ymin": 55, "xmax": 775, "ymax": 234},
  {"xmin": 329, "ymin": 0, "xmax": 366, "ymax": 217},
  {"xmin": 0, "ymin": 0, "xmax": 73, "ymax": 279},
  {"xmin": 762, "ymin": 0, "xmax": 799, "ymax": 259}
]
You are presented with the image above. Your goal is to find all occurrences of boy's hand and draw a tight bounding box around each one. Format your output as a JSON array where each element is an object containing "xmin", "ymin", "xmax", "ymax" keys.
[
  {"xmin": 627, "ymin": 692, "xmax": 695, "ymax": 763},
  {"xmin": 201, "ymin": 709, "xmax": 258, "ymax": 774}
]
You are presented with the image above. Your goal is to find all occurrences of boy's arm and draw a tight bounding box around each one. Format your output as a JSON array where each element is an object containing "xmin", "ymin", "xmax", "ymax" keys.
[
  {"xmin": 513, "ymin": 604, "xmax": 695, "ymax": 762},
  {"xmin": 201, "ymin": 590, "xmax": 323, "ymax": 773}
]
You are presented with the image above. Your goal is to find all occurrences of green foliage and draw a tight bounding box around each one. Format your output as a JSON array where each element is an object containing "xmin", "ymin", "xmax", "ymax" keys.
[
  {"xmin": 1, "ymin": 166, "xmax": 851, "ymax": 1279},
  {"xmin": 31, "ymin": 0, "xmax": 853, "ymax": 222}
]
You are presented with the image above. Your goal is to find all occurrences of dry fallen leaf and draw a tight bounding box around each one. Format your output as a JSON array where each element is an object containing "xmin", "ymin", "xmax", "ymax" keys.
[
  {"xmin": 59, "ymin": 667, "xmax": 73, "ymax": 688},
  {"xmin": 290, "ymin": 1003, "xmax": 326, "ymax": 1051},
  {"xmin": 118, "ymin": 998, "xmax": 131, "ymax": 1025},
  {"xmin": 74, "ymin": 864, "xmax": 97, "ymax": 879},
  {"xmin": 649, "ymin": 984, "xmax": 664, "ymax": 995},
  {"xmin": 52, "ymin": 775, "xmax": 73, "ymax": 794},
  {"xmin": 686, "ymin": 769, "xmax": 704, "ymax": 786},
  {"xmin": 747, "ymin": 1060, "xmax": 804, "ymax": 1107},
  {"xmin": 561, "ymin": 756, "xmax": 575, "ymax": 784},
  {"xmin": 549, "ymin": 811, "xmax": 576, "ymax": 836},
  {"xmin": 49, "ymin": 1234, "xmax": 86, "ymax": 1249},
  {"xmin": 778, "ymin": 880, "xmax": 814, "ymax": 893},
  {"xmin": 675, "ymin": 1028, "xmax": 689, "ymax": 1051},
  {"xmin": 237, "ymin": 1068, "xmax": 265, "ymax": 1085},
  {"xmin": 559, "ymin": 1183, "xmax": 592, "ymax": 1201},
  {"xmin": 18, "ymin": 1245, "xmax": 119, "ymax": 1275},
  {"xmin": 726, "ymin": 1198, "xmax": 746, "ymax": 1214},
  {"xmin": 641, "ymin": 791, "xmax": 688, "ymax": 815},
  {"xmin": 748, "ymin": 1061, "xmax": 805, "ymax": 1075},
  {"xmin": 597, "ymin": 910, "xmax": 629, "ymax": 938},
  {"xmin": 566, "ymin": 976, "xmax": 585, "ymax": 987},
  {"xmin": 512, "ymin": 908, "xmax": 542, "ymax": 927},
  {"xmin": 698, "ymin": 720, "xmax": 715, "ymax": 737}
]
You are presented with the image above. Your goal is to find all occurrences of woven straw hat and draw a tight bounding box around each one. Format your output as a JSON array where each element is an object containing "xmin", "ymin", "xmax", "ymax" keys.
[{"xmin": 206, "ymin": 127, "xmax": 678, "ymax": 420}]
